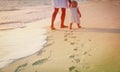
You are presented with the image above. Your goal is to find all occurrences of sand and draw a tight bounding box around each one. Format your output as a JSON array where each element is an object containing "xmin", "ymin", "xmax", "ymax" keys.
[{"xmin": 0, "ymin": 1, "xmax": 120, "ymax": 72}]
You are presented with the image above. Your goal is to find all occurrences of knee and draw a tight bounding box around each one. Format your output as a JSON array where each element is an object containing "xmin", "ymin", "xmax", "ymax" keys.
[
  {"xmin": 61, "ymin": 8, "xmax": 66, "ymax": 15},
  {"xmin": 62, "ymin": 12, "xmax": 66, "ymax": 15},
  {"xmin": 53, "ymin": 8, "xmax": 59, "ymax": 15}
]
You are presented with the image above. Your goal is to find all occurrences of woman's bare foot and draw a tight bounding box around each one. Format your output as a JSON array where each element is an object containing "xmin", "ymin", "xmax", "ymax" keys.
[
  {"xmin": 77, "ymin": 24, "xmax": 81, "ymax": 28},
  {"xmin": 61, "ymin": 25, "xmax": 68, "ymax": 28}
]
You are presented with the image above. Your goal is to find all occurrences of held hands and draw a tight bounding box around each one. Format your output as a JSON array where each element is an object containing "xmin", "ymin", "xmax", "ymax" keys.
[
  {"xmin": 68, "ymin": 0, "xmax": 72, "ymax": 7},
  {"xmin": 69, "ymin": 3, "xmax": 72, "ymax": 7}
]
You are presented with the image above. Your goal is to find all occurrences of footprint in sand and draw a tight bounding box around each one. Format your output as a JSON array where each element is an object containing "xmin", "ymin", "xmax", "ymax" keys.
[
  {"xmin": 64, "ymin": 31, "xmax": 76, "ymax": 43},
  {"xmin": 83, "ymin": 51, "xmax": 88, "ymax": 55},
  {"xmin": 64, "ymin": 38, "xmax": 68, "ymax": 41},
  {"xmin": 69, "ymin": 55, "xmax": 80, "ymax": 63},
  {"xmin": 82, "ymin": 49, "xmax": 92, "ymax": 56},
  {"xmin": 64, "ymin": 32, "xmax": 70, "ymax": 42},
  {"xmin": 71, "ymin": 58, "xmax": 80, "ymax": 63},
  {"xmin": 32, "ymin": 58, "xmax": 48, "ymax": 66},
  {"xmin": 70, "ymin": 42, "xmax": 75, "ymax": 45},
  {"xmin": 69, "ymin": 66, "xmax": 80, "ymax": 72},
  {"xmin": 70, "ymin": 41, "xmax": 79, "ymax": 45},
  {"xmin": 88, "ymin": 39, "xmax": 92, "ymax": 42},
  {"xmin": 69, "ymin": 55, "xmax": 75, "ymax": 59},
  {"xmin": 69, "ymin": 66, "xmax": 75, "ymax": 72},
  {"xmin": 74, "ymin": 59, "xmax": 80, "ymax": 63},
  {"xmin": 73, "ymin": 47, "xmax": 78, "ymax": 51},
  {"xmin": 14, "ymin": 63, "xmax": 28, "ymax": 72}
]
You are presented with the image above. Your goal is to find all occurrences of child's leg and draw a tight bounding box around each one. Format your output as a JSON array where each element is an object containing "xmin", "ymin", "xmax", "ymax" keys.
[
  {"xmin": 70, "ymin": 23, "xmax": 73, "ymax": 29},
  {"xmin": 77, "ymin": 23, "xmax": 81, "ymax": 28}
]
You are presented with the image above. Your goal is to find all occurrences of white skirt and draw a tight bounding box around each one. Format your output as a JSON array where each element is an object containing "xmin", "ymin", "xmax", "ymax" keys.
[
  {"xmin": 70, "ymin": 8, "xmax": 80, "ymax": 23},
  {"xmin": 52, "ymin": 0, "xmax": 68, "ymax": 8}
]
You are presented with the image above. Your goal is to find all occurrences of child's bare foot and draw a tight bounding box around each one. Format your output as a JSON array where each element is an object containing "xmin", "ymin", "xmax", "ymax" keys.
[
  {"xmin": 78, "ymin": 26, "xmax": 81, "ymax": 28},
  {"xmin": 51, "ymin": 26, "xmax": 56, "ymax": 30},
  {"xmin": 70, "ymin": 27, "xmax": 72, "ymax": 30}
]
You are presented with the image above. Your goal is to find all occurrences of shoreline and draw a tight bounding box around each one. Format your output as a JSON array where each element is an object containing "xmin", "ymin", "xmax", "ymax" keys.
[{"xmin": 0, "ymin": 18, "xmax": 51, "ymax": 69}]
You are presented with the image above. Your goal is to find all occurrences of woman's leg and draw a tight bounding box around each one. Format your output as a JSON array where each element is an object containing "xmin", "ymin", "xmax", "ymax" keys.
[
  {"xmin": 51, "ymin": 8, "xmax": 59, "ymax": 30},
  {"xmin": 61, "ymin": 8, "xmax": 68, "ymax": 28},
  {"xmin": 77, "ymin": 23, "xmax": 81, "ymax": 28}
]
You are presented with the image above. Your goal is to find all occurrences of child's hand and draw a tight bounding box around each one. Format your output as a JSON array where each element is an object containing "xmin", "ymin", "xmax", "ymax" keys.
[
  {"xmin": 69, "ymin": 3, "xmax": 72, "ymax": 7},
  {"xmin": 77, "ymin": 8, "xmax": 81, "ymax": 18}
]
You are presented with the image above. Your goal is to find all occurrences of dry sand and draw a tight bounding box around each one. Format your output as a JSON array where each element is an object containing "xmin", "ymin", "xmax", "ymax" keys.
[{"xmin": 1, "ymin": 1, "xmax": 120, "ymax": 72}]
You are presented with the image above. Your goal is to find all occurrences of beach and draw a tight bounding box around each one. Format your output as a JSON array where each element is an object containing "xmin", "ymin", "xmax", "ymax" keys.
[
  {"xmin": 0, "ymin": 0, "xmax": 120, "ymax": 72},
  {"xmin": 0, "ymin": 0, "xmax": 52, "ymax": 68}
]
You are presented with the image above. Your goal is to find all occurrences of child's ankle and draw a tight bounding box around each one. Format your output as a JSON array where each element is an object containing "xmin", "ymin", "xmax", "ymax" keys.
[
  {"xmin": 70, "ymin": 27, "xmax": 72, "ymax": 29},
  {"xmin": 78, "ymin": 25, "xmax": 81, "ymax": 28}
]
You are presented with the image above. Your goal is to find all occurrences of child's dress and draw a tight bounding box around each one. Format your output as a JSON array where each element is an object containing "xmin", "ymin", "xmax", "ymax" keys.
[
  {"xmin": 70, "ymin": 7, "xmax": 80, "ymax": 23},
  {"xmin": 52, "ymin": 0, "xmax": 68, "ymax": 8}
]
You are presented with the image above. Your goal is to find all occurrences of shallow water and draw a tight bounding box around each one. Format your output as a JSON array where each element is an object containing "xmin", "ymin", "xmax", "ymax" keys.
[{"xmin": 0, "ymin": 25, "xmax": 47, "ymax": 68}]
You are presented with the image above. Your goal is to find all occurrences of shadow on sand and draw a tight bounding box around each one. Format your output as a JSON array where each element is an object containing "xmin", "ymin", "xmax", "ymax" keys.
[
  {"xmin": 79, "ymin": 27, "xmax": 120, "ymax": 33},
  {"xmin": 57, "ymin": 27, "xmax": 120, "ymax": 34}
]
